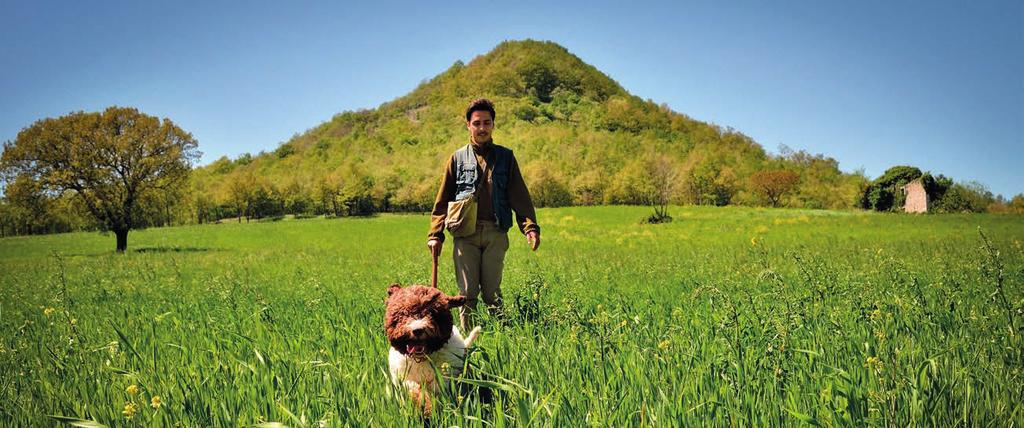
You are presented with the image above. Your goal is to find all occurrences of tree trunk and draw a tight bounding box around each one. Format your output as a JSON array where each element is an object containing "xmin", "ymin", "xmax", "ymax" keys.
[{"xmin": 115, "ymin": 228, "xmax": 129, "ymax": 253}]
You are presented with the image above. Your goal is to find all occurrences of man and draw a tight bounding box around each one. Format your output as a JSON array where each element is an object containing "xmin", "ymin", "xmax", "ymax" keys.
[{"xmin": 427, "ymin": 98, "xmax": 540, "ymax": 330}]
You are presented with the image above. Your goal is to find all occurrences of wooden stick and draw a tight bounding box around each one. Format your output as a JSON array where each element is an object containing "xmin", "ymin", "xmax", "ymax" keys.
[{"xmin": 431, "ymin": 249, "xmax": 439, "ymax": 288}]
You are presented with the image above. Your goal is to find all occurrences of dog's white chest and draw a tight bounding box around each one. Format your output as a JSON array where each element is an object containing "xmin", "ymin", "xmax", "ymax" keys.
[{"xmin": 389, "ymin": 326, "xmax": 469, "ymax": 391}]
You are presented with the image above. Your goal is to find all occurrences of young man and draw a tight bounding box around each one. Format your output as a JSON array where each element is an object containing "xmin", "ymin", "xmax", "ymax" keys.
[{"xmin": 427, "ymin": 98, "xmax": 540, "ymax": 330}]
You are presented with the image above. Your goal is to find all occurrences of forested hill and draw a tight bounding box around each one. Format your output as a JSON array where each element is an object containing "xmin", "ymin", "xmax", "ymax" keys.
[{"xmin": 190, "ymin": 39, "xmax": 866, "ymax": 221}]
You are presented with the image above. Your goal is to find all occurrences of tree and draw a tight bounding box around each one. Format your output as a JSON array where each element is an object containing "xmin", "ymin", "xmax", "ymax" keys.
[
  {"xmin": 1010, "ymin": 194, "xmax": 1024, "ymax": 214},
  {"xmin": 522, "ymin": 161, "xmax": 572, "ymax": 208},
  {"xmin": 647, "ymin": 155, "xmax": 677, "ymax": 222},
  {"xmin": 750, "ymin": 170, "xmax": 800, "ymax": 207},
  {"xmin": 226, "ymin": 171, "xmax": 263, "ymax": 222},
  {"xmin": 0, "ymin": 107, "xmax": 200, "ymax": 252},
  {"xmin": 934, "ymin": 181, "xmax": 994, "ymax": 213}
]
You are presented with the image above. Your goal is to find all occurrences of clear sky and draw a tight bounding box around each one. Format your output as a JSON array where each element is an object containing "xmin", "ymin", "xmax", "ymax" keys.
[{"xmin": 2, "ymin": 1, "xmax": 1021, "ymax": 197}]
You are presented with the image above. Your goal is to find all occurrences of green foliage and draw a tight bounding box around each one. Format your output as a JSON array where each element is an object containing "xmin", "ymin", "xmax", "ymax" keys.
[
  {"xmin": 274, "ymin": 143, "xmax": 295, "ymax": 159},
  {"xmin": 860, "ymin": 164, "xmax": 998, "ymax": 214},
  {"xmin": 1, "ymin": 206, "xmax": 1022, "ymax": 425},
  {"xmin": 1010, "ymin": 194, "xmax": 1024, "ymax": 214},
  {"xmin": 522, "ymin": 161, "xmax": 572, "ymax": 208},
  {"xmin": 236, "ymin": 152, "xmax": 254, "ymax": 166},
  {"xmin": 862, "ymin": 165, "xmax": 923, "ymax": 211},
  {"xmin": 0, "ymin": 106, "xmax": 200, "ymax": 250},
  {"xmin": 934, "ymin": 182, "xmax": 993, "ymax": 213}
]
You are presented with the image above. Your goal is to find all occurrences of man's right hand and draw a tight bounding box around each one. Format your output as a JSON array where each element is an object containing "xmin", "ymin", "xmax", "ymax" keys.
[{"xmin": 427, "ymin": 239, "xmax": 442, "ymax": 257}]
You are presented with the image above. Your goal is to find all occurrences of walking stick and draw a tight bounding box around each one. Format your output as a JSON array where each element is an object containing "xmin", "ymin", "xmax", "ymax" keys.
[{"xmin": 431, "ymin": 247, "xmax": 439, "ymax": 289}]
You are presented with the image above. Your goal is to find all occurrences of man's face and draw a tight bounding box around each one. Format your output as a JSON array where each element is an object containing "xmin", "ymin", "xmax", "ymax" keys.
[{"xmin": 467, "ymin": 110, "xmax": 494, "ymax": 145}]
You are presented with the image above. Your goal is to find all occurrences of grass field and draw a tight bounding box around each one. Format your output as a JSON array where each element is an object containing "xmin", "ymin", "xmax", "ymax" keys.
[{"xmin": 1, "ymin": 206, "xmax": 1022, "ymax": 426}]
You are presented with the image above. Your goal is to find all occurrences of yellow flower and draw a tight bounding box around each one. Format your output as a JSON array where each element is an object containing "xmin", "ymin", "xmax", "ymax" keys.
[
  {"xmin": 874, "ymin": 330, "xmax": 886, "ymax": 341},
  {"xmin": 658, "ymin": 340, "xmax": 671, "ymax": 351},
  {"xmin": 750, "ymin": 236, "xmax": 759, "ymax": 246},
  {"xmin": 43, "ymin": 307, "xmax": 56, "ymax": 316},
  {"xmin": 864, "ymin": 356, "xmax": 884, "ymax": 374},
  {"xmin": 150, "ymin": 396, "xmax": 162, "ymax": 409},
  {"xmin": 122, "ymin": 401, "xmax": 138, "ymax": 418},
  {"xmin": 869, "ymin": 308, "xmax": 882, "ymax": 322},
  {"xmin": 126, "ymin": 384, "xmax": 139, "ymax": 395},
  {"xmin": 70, "ymin": 318, "xmax": 77, "ymax": 326}
]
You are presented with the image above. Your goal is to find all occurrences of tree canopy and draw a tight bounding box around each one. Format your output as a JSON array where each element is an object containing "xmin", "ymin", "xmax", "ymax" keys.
[
  {"xmin": 750, "ymin": 170, "xmax": 800, "ymax": 207},
  {"xmin": 1, "ymin": 106, "xmax": 200, "ymax": 251}
]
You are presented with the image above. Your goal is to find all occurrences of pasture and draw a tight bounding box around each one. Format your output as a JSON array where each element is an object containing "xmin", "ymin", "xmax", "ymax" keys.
[{"xmin": 1, "ymin": 206, "xmax": 1022, "ymax": 426}]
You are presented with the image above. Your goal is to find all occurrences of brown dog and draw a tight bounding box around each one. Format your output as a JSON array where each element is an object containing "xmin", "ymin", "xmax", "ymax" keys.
[{"xmin": 385, "ymin": 284, "xmax": 481, "ymax": 414}]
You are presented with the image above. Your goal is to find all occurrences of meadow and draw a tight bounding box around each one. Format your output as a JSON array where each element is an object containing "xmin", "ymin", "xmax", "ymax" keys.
[{"xmin": 0, "ymin": 205, "xmax": 1021, "ymax": 426}]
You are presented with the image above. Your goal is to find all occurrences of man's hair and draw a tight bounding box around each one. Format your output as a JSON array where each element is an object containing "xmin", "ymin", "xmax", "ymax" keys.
[{"xmin": 465, "ymin": 98, "xmax": 496, "ymax": 122}]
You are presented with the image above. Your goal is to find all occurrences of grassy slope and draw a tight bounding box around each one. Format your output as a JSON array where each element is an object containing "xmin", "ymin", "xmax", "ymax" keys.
[{"xmin": 1, "ymin": 206, "xmax": 1022, "ymax": 426}]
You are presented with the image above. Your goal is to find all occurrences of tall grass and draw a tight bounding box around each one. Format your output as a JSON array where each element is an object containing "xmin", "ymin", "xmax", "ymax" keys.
[{"xmin": 0, "ymin": 206, "xmax": 1021, "ymax": 426}]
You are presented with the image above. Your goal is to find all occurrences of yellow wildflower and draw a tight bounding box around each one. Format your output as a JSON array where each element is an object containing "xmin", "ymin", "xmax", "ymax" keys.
[
  {"xmin": 122, "ymin": 401, "xmax": 138, "ymax": 419},
  {"xmin": 126, "ymin": 384, "xmax": 139, "ymax": 395},
  {"xmin": 864, "ymin": 356, "xmax": 884, "ymax": 374},
  {"xmin": 43, "ymin": 307, "xmax": 55, "ymax": 316},
  {"xmin": 869, "ymin": 308, "xmax": 882, "ymax": 322},
  {"xmin": 150, "ymin": 396, "xmax": 162, "ymax": 409},
  {"xmin": 658, "ymin": 340, "xmax": 671, "ymax": 351},
  {"xmin": 70, "ymin": 318, "xmax": 77, "ymax": 326},
  {"xmin": 874, "ymin": 330, "xmax": 886, "ymax": 341},
  {"xmin": 750, "ymin": 236, "xmax": 758, "ymax": 246}
]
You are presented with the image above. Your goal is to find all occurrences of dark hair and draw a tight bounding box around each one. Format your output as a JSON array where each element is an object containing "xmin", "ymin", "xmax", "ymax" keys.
[{"xmin": 465, "ymin": 98, "xmax": 496, "ymax": 122}]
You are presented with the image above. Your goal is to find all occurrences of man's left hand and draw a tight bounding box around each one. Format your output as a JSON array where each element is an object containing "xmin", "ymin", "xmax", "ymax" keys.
[{"xmin": 526, "ymin": 231, "xmax": 540, "ymax": 251}]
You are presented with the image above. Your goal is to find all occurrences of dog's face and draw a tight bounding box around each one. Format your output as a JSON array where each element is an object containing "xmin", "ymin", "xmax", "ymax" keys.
[{"xmin": 385, "ymin": 284, "xmax": 466, "ymax": 355}]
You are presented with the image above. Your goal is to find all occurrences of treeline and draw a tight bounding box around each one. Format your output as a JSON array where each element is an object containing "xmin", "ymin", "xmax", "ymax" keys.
[
  {"xmin": 7, "ymin": 146, "xmax": 1018, "ymax": 239},
  {"xmin": 860, "ymin": 165, "xmax": 1021, "ymax": 214}
]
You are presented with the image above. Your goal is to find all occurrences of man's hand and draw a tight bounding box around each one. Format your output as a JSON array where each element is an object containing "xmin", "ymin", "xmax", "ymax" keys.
[
  {"xmin": 427, "ymin": 239, "xmax": 442, "ymax": 257},
  {"xmin": 526, "ymin": 231, "xmax": 540, "ymax": 251}
]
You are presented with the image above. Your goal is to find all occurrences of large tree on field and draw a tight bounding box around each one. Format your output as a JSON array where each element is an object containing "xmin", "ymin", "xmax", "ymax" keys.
[
  {"xmin": 750, "ymin": 170, "xmax": 800, "ymax": 207},
  {"xmin": 0, "ymin": 106, "xmax": 200, "ymax": 252}
]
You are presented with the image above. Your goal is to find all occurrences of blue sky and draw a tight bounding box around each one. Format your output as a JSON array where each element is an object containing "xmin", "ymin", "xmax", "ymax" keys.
[{"xmin": 2, "ymin": 1, "xmax": 1021, "ymax": 197}]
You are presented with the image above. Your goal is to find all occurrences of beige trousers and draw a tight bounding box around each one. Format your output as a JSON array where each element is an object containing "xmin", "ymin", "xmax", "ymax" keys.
[{"xmin": 453, "ymin": 221, "xmax": 509, "ymax": 330}]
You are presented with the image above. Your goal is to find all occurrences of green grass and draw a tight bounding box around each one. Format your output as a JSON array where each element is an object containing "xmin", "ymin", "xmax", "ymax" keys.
[{"xmin": 1, "ymin": 206, "xmax": 1022, "ymax": 426}]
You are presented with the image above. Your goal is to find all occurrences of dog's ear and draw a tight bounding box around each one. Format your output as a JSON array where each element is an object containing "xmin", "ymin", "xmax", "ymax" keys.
[
  {"xmin": 387, "ymin": 283, "xmax": 402, "ymax": 297},
  {"xmin": 446, "ymin": 295, "xmax": 467, "ymax": 308}
]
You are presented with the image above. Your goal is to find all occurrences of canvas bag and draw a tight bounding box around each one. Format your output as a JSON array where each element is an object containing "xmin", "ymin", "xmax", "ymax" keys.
[
  {"xmin": 445, "ymin": 145, "xmax": 479, "ymax": 237},
  {"xmin": 445, "ymin": 197, "xmax": 477, "ymax": 237}
]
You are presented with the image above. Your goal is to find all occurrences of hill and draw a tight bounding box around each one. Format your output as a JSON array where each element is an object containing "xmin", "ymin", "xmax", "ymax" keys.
[{"xmin": 188, "ymin": 40, "xmax": 867, "ymax": 222}]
